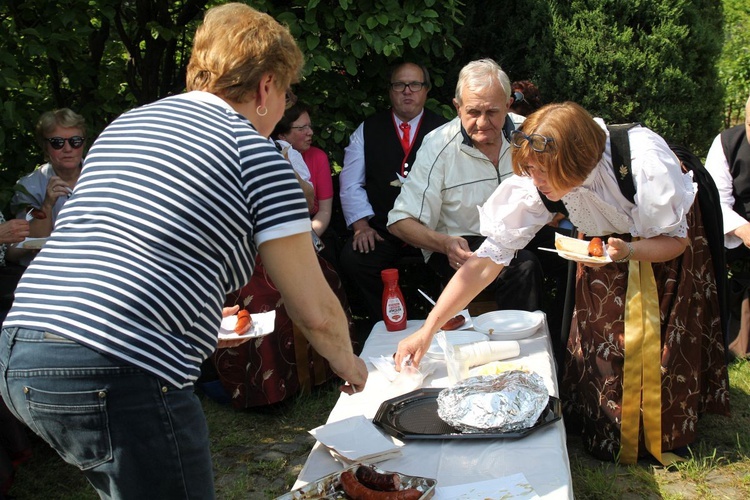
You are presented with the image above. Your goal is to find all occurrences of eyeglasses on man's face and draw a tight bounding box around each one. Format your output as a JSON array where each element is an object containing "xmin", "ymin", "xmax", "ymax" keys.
[
  {"xmin": 389, "ymin": 81, "xmax": 426, "ymax": 92},
  {"xmin": 510, "ymin": 130, "xmax": 555, "ymax": 153},
  {"xmin": 46, "ymin": 136, "xmax": 85, "ymax": 150}
]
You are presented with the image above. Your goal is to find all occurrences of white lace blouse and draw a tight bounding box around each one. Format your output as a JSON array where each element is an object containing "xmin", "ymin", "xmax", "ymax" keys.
[{"xmin": 475, "ymin": 119, "xmax": 697, "ymax": 266}]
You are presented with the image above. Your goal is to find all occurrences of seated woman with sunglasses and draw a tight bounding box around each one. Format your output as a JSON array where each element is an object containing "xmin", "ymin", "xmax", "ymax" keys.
[
  {"xmin": 395, "ymin": 101, "xmax": 729, "ymax": 464},
  {"xmin": 10, "ymin": 108, "xmax": 85, "ymax": 266}
]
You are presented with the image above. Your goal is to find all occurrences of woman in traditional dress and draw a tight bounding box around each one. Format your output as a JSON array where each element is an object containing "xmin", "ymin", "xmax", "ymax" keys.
[{"xmin": 394, "ymin": 101, "xmax": 729, "ymax": 463}]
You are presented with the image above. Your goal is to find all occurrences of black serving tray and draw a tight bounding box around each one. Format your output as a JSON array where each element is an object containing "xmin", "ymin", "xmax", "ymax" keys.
[{"xmin": 372, "ymin": 388, "xmax": 562, "ymax": 440}]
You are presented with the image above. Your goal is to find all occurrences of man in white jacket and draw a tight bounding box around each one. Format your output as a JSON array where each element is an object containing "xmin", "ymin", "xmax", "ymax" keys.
[{"xmin": 388, "ymin": 59, "xmax": 559, "ymax": 315}]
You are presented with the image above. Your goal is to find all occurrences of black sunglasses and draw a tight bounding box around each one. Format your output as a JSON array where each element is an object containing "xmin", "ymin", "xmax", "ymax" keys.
[
  {"xmin": 46, "ymin": 136, "xmax": 85, "ymax": 150},
  {"xmin": 510, "ymin": 130, "xmax": 554, "ymax": 153}
]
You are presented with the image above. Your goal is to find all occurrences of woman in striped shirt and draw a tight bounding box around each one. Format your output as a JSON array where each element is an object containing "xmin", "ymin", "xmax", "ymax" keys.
[{"xmin": 0, "ymin": 4, "xmax": 366, "ymax": 498}]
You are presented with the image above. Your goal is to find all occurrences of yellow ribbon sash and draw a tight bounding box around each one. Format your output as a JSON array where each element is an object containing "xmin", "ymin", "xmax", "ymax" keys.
[{"xmin": 620, "ymin": 259, "xmax": 683, "ymax": 465}]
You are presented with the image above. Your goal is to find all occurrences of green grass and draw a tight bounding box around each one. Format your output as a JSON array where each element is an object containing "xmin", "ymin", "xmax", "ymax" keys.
[
  {"xmin": 570, "ymin": 358, "xmax": 750, "ymax": 500},
  {"xmin": 8, "ymin": 360, "xmax": 750, "ymax": 499}
]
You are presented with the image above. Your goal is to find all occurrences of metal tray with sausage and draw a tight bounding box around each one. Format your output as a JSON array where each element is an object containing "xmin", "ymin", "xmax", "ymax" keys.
[{"xmin": 276, "ymin": 463, "xmax": 436, "ymax": 499}]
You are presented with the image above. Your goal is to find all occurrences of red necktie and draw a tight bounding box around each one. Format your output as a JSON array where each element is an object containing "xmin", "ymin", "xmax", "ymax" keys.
[{"xmin": 399, "ymin": 122, "xmax": 411, "ymax": 151}]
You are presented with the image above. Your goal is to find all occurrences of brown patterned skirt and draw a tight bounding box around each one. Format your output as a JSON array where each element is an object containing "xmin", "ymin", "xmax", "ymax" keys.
[
  {"xmin": 561, "ymin": 203, "xmax": 730, "ymax": 461},
  {"xmin": 211, "ymin": 255, "xmax": 356, "ymax": 409}
]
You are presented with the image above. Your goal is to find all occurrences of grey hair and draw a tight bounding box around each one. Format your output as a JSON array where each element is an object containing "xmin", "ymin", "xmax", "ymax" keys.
[
  {"xmin": 35, "ymin": 108, "xmax": 86, "ymax": 150},
  {"xmin": 454, "ymin": 59, "xmax": 511, "ymax": 105}
]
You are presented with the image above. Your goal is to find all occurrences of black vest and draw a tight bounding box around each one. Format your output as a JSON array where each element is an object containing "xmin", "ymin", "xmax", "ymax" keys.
[
  {"xmin": 721, "ymin": 125, "xmax": 750, "ymax": 219},
  {"xmin": 721, "ymin": 124, "xmax": 750, "ymax": 262},
  {"xmin": 362, "ymin": 109, "xmax": 448, "ymax": 234}
]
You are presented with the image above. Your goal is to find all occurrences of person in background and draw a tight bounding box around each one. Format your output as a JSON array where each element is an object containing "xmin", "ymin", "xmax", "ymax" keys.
[
  {"xmin": 395, "ymin": 101, "xmax": 729, "ymax": 464},
  {"xmin": 0, "ymin": 216, "xmax": 30, "ymax": 321},
  {"xmin": 388, "ymin": 59, "xmax": 556, "ymax": 320},
  {"xmin": 509, "ymin": 78, "xmax": 568, "ymax": 354},
  {"xmin": 10, "ymin": 108, "xmax": 85, "ymax": 267},
  {"xmin": 339, "ymin": 61, "xmax": 448, "ymax": 323},
  {"xmin": 273, "ymin": 135, "xmax": 316, "ymax": 213},
  {"xmin": 0, "ymin": 4, "xmax": 366, "ymax": 499},
  {"xmin": 273, "ymin": 103, "xmax": 338, "ymax": 266},
  {"xmin": 509, "ymin": 80, "xmax": 543, "ymax": 117},
  {"xmin": 0, "ymin": 392, "xmax": 31, "ymax": 499},
  {"xmin": 510, "ymin": 80, "xmax": 566, "ymax": 228},
  {"xmin": 704, "ymin": 91, "xmax": 750, "ymax": 359},
  {"xmin": 0, "ymin": 214, "xmax": 30, "ymax": 497}
]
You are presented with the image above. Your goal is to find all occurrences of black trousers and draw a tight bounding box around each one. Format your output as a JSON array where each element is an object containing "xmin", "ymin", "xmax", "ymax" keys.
[
  {"xmin": 340, "ymin": 226, "xmax": 567, "ymax": 332},
  {"xmin": 339, "ymin": 232, "xmax": 423, "ymax": 323},
  {"xmin": 427, "ymin": 238, "xmax": 544, "ymax": 312},
  {"xmin": 427, "ymin": 226, "xmax": 568, "ymax": 358}
]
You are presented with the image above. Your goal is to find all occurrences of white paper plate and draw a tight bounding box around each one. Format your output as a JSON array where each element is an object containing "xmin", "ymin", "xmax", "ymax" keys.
[
  {"xmin": 473, "ymin": 310, "xmax": 544, "ymax": 340},
  {"xmin": 540, "ymin": 232, "xmax": 611, "ymax": 264},
  {"xmin": 15, "ymin": 237, "xmax": 48, "ymax": 250},
  {"xmin": 217, "ymin": 310, "xmax": 276, "ymax": 340},
  {"xmin": 426, "ymin": 330, "xmax": 487, "ymax": 359},
  {"xmin": 439, "ymin": 309, "xmax": 473, "ymax": 331}
]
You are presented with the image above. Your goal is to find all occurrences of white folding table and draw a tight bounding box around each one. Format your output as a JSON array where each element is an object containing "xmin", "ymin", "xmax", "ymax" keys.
[{"xmin": 293, "ymin": 317, "xmax": 574, "ymax": 499}]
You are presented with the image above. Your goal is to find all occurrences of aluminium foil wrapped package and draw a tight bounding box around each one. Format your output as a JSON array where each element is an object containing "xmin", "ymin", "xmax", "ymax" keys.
[{"xmin": 436, "ymin": 371, "xmax": 548, "ymax": 433}]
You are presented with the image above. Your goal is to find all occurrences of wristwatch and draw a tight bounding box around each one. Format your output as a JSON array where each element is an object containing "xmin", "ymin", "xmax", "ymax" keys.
[{"xmin": 614, "ymin": 242, "xmax": 634, "ymax": 263}]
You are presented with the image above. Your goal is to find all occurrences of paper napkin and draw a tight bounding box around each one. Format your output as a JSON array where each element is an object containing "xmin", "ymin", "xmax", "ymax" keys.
[
  {"xmin": 434, "ymin": 473, "xmax": 540, "ymax": 499},
  {"xmin": 309, "ymin": 415, "xmax": 402, "ymax": 465}
]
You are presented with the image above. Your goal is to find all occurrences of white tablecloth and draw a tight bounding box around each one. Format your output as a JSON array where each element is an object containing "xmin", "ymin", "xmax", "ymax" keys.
[{"xmin": 293, "ymin": 318, "xmax": 574, "ymax": 499}]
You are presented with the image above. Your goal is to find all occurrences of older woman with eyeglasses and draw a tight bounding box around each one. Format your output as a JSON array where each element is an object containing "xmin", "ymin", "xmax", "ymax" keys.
[
  {"xmin": 273, "ymin": 103, "xmax": 334, "ymax": 239},
  {"xmin": 395, "ymin": 101, "xmax": 729, "ymax": 465},
  {"xmin": 10, "ymin": 108, "xmax": 85, "ymax": 265},
  {"xmin": 0, "ymin": 3, "xmax": 366, "ymax": 498}
]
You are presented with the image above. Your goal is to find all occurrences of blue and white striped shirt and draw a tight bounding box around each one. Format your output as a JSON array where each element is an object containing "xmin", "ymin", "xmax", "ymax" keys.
[{"xmin": 5, "ymin": 91, "xmax": 311, "ymax": 387}]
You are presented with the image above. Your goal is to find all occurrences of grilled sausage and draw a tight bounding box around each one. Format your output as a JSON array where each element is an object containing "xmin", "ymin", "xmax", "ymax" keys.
[
  {"xmin": 441, "ymin": 314, "xmax": 466, "ymax": 331},
  {"xmin": 29, "ymin": 208, "xmax": 47, "ymax": 220},
  {"xmin": 355, "ymin": 465, "xmax": 401, "ymax": 492},
  {"xmin": 339, "ymin": 471, "xmax": 422, "ymax": 499},
  {"xmin": 587, "ymin": 237, "xmax": 604, "ymax": 257},
  {"xmin": 234, "ymin": 309, "xmax": 252, "ymax": 334}
]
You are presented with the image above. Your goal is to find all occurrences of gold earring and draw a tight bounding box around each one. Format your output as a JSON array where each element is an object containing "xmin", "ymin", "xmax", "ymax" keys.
[{"xmin": 256, "ymin": 106, "xmax": 268, "ymax": 117}]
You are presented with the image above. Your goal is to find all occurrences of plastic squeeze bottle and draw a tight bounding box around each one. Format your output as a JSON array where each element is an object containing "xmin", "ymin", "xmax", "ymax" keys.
[{"xmin": 381, "ymin": 268, "xmax": 407, "ymax": 331}]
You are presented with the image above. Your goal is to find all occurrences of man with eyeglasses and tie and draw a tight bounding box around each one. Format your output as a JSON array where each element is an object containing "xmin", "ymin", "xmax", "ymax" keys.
[
  {"xmin": 339, "ymin": 61, "xmax": 448, "ymax": 325},
  {"xmin": 11, "ymin": 108, "xmax": 86, "ymax": 266},
  {"xmin": 388, "ymin": 59, "xmax": 564, "ymax": 328}
]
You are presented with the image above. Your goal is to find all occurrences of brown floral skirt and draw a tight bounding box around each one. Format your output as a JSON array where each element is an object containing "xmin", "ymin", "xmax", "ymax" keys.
[
  {"xmin": 561, "ymin": 204, "xmax": 730, "ymax": 461},
  {"xmin": 211, "ymin": 255, "xmax": 356, "ymax": 409}
]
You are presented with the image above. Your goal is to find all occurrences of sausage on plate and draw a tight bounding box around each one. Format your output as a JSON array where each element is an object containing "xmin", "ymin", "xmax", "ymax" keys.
[
  {"xmin": 234, "ymin": 309, "xmax": 252, "ymax": 334},
  {"xmin": 339, "ymin": 470, "xmax": 422, "ymax": 499},
  {"xmin": 355, "ymin": 465, "xmax": 401, "ymax": 492},
  {"xmin": 440, "ymin": 314, "xmax": 466, "ymax": 331},
  {"xmin": 587, "ymin": 237, "xmax": 604, "ymax": 257},
  {"xmin": 29, "ymin": 208, "xmax": 47, "ymax": 220}
]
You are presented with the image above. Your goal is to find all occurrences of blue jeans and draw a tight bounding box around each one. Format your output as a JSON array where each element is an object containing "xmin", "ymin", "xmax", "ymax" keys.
[{"xmin": 0, "ymin": 327, "xmax": 215, "ymax": 499}]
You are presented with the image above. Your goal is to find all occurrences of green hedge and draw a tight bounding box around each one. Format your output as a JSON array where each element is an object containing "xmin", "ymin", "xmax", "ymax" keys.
[{"xmin": 0, "ymin": 0, "xmax": 738, "ymax": 217}]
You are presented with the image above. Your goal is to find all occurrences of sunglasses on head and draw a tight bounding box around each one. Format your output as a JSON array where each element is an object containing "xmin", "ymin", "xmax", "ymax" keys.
[
  {"xmin": 46, "ymin": 136, "xmax": 85, "ymax": 150},
  {"xmin": 510, "ymin": 130, "xmax": 554, "ymax": 153}
]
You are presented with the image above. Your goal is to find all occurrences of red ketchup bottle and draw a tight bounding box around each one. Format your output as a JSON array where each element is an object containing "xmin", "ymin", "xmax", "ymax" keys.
[{"xmin": 381, "ymin": 268, "xmax": 407, "ymax": 331}]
